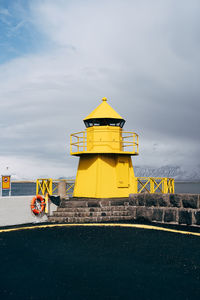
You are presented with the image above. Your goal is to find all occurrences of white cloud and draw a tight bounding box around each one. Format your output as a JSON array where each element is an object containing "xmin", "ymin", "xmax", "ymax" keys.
[
  {"xmin": 0, "ymin": 0, "xmax": 200, "ymax": 179},
  {"xmin": 0, "ymin": 155, "xmax": 76, "ymax": 180}
]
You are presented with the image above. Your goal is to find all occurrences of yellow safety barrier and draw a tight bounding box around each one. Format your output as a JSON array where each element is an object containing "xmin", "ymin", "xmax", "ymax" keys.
[
  {"xmin": 66, "ymin": 181, "xmax": 75, "ymax": 195},
  {"xmin": 70, "ymin": 130, "xmax": 139, "ymax": 155},
  {"xmin": 36, "ymin": 177, "xmax": 174, "ymax": 197},
  {"xmin": 36, "ymin": 179, "xmax": 75, "ymax": 197},
  {"xmin": 36, "ymin": 178, "xmax": 53, "ymax": 196},
  {"xmin": 135, "ymin": 177, "xmax": 174, "ymax": 194}
]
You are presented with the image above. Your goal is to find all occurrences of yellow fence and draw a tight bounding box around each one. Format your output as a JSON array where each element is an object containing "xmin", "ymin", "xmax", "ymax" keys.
[
  {"xmin": 135, "ymin": 177, "xmax": 175, "ymax": 194},
  {"xmin": 36, "ymin": 177, "xmax": 174, "ymax": 197},
  {"xmin": 36, "ymin": 178, "xmax": 53, "ymax": 196},
  {"xmin": 36, "ymin": 179, "xmax": 75, "ymax": 197}
]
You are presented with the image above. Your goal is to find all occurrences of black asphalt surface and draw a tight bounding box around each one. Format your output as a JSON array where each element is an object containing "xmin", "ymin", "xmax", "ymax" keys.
[{"xmin": 0, "ymin": 225, "xmax": 200, "ymax": 300}]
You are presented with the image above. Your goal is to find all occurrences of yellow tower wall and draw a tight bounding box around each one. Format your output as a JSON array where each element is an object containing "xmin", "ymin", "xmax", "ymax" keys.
[
  {"xmin": 87, "ymin": 126, "xmax": 122, "ymax": 152},
  {"xmin": 73, "ymin": 154, "xmax": 137, "ymax": 198}
]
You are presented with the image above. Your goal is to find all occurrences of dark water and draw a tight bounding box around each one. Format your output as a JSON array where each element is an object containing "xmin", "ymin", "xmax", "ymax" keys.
[
  {"xmin": 1, "ymin": 182, "xmax": 36, "ymax": 197},
  {"xmin": 1, "ymin": 181, "xmax": 200, "ymax": 197},
  {"xmin": 1, "ymin": 182, "xmax": 74, "ymax": 197},
  {"xmin": 175, "ymin": 182, "xmax": 200, "ymax": 194},
  {"xmin": 11, "ymin": 182, "xmax": 36, "ymax": 196},
  {"xmin": 0, "ymin": 226, "xmax": 200, "ymax": 300}
]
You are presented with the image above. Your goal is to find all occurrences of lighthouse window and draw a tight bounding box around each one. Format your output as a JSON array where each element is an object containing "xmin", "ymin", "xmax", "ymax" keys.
[{"xmin": 84, "ymin": 119, "xmax": 125, "ymax": 128}]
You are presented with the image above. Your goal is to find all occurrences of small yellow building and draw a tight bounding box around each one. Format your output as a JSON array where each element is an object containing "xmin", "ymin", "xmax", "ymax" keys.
[{"xmin": 70, "ymin": 97, "xmax": 139, "ymax": 198}]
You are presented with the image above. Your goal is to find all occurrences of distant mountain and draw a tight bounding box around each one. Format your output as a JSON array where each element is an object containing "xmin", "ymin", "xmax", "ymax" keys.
[
  {"xmin": 59, "ymin": 166, "xmax": 200, "ymax": 181},
  {"xmin": 134, "ymin": 166, "xmax": 200, "ymax": 181},
  {"xmin": 58, "ymin": 176, "xmax": 75, "ymax": 180},
  {"xmin": 10, "ymin": 166, "xmax": 200, "ymax": 182}
]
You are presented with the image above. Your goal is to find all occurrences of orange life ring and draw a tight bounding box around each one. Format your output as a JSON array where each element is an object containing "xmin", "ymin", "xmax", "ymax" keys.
[{"xmin": 31, "ymin": 195, "xmax": 45, "ymax": 215}]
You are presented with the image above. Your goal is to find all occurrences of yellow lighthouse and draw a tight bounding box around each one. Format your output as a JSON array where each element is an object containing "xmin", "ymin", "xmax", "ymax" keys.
[{"xmin": 70, "ymin": 97, "xmax": 139, "ymax": 198}]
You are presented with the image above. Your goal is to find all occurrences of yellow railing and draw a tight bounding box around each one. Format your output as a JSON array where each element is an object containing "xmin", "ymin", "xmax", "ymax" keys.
[
  {"xmin": 122, "ymin": 131, "xmax": 139, "ymax": 153},
  {"xmin": 135, "ymin": 177, "xmax": 175, "ymax": 194},
  {"xmin": 66, "ymin": 180, "xmax": 75, "ymax": 195},
  {"xmin": 36, "ymin": 178, "xmax": 53, "ymax": 196},
  {"xmin": 36, "ymin": 177, "xmax": 174, "ymax": 197},
  {"xmin": 70, "ymin": 131, "xmax": 86, "ymax": 153},
  {"xmin": 36, "ymin": 179, "xmax": 75, "ymax": 197},
  {"xmin": 70, "ymin": 130, "xmax": 139, "ymax": 155}
]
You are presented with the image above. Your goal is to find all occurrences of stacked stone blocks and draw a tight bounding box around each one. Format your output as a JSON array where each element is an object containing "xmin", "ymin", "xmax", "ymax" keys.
[
  {"xmin": 48, "ymin": 198, "xmax": 132, "ymax": 223},
  {"xmin": 48, "ymin": 194, "xmax": 200, "ymax": 226},
  {"xmin": 129, "ymin": 193, "xmax": 200, "ymax": 226}
]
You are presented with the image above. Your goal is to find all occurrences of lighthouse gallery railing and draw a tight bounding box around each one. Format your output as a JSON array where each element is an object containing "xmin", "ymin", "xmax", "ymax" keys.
[{"xmin": 70, "ymin": 130, "xmax": 139, "ymax": 155}]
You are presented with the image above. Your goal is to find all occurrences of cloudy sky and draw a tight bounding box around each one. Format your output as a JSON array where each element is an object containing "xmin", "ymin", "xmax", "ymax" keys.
[{"xmin": 0, "ymin": 0, "xmax": 199, "ymax": 179}]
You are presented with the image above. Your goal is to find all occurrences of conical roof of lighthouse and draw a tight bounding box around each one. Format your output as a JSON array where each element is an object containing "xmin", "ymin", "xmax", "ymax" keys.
[{"xmin": 84, "ymin": 97, "xmax": 124, "ymax": 120}]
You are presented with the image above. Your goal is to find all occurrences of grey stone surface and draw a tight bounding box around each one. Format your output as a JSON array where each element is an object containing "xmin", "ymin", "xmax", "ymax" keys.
[
  {"xmin": 152, "ymin": 209, "xmax": 163, "ymax": 222},
  {"xmin": 194, "ymin": 211, "xmax": 200, "ymax": 225},
  {"xmin": 169, "ymin": 194, "xmax": 181, "ymax": 207},
  {"xmin": 164, "ymin": 209, "xmax": 177, "ymax": 223},
  {"xmin": 145, "ymin": 194, "xmax": 158, "ymax": 207},
  {"xmin": 182, "ymin": 195, "xmax": 198, "ymax": 209},
  {"xmin": 88, "ymin": 200, "xmax": 100, "ymax": 207},
  {"xmin": 127, "ymin": 206, "xmax": 136, "ymax": 218},
  {"xmin": 100, "ymin": 200, "xmax": 110, "ymax": 207},
  {"xmin": 136, "ymin": 207, "xmax": 153, "ymax": 222},
  {"xmin": 129, "ymin": 198, "xmax": 138, "ymax": 206},
  {"xmin": 179, "ymin": 210, "xmax": 192, "ymax": 225},
  {"xmin": 110, "ymin": 199, "xmax": 127, "ymax": 206},
  {"xmin": 63, "ymin": 200, "xmax": 88, "ymax": 208},
  {"xmin": 130, "ymin": 194, "xmax": 145, "ymax": 206},
  {"xmin": 157, "ymin": 195, "xmax": 169, "ymax": 207},
  {"xmin": 138, "ymin": 195, "xmax": 146, "ymax": 206}
]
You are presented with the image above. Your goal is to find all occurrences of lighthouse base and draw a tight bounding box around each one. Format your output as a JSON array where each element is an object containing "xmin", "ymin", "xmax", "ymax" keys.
[{"xmin": 73, "ymin": 154, "xmax": 137, "ymax": 198}]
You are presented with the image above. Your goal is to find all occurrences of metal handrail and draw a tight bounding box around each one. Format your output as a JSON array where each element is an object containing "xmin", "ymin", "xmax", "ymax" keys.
[
  {"xmin": 70, "ymin": 130, "xmax": 139, "ymax": 154},
  {"xmin": 36, "ymin": 177, "xmax": 174, "ymax": 197},
  {"xmin": 36, "ymin": 179, "xmax": 75, "ymax": 197},
  {"xmin": 135, "ymin": 177, "xmax": 175, "ymax": 194}
]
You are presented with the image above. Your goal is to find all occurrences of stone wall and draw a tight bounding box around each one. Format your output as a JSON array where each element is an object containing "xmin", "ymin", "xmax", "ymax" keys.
[
  {"xmin": 129, "ymin": 193, "xmax": 200, "ymax": 226},
  {"xmin": 48, "ymin": 194, "xmax": 200, "ymax": 226},
  {"xmin": 48, "ymin": 198, "xmax": 132, "ymax": 223}
]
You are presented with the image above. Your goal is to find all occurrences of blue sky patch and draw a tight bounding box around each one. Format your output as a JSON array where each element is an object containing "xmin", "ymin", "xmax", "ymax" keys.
[{"xmin": 0, "ymin": 0, "xmax": 47, "ymax": 63}]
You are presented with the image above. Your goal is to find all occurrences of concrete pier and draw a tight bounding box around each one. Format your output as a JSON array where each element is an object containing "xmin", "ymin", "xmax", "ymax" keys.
[{"xmin": 0, "ymin": 196, "xmax": 57, "ymax": 227}]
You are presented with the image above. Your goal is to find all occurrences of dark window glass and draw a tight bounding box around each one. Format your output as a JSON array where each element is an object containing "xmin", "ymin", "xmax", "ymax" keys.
[{"xmin": 84, "ymin": 118, "xmax": 125, "ymax": 128}]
